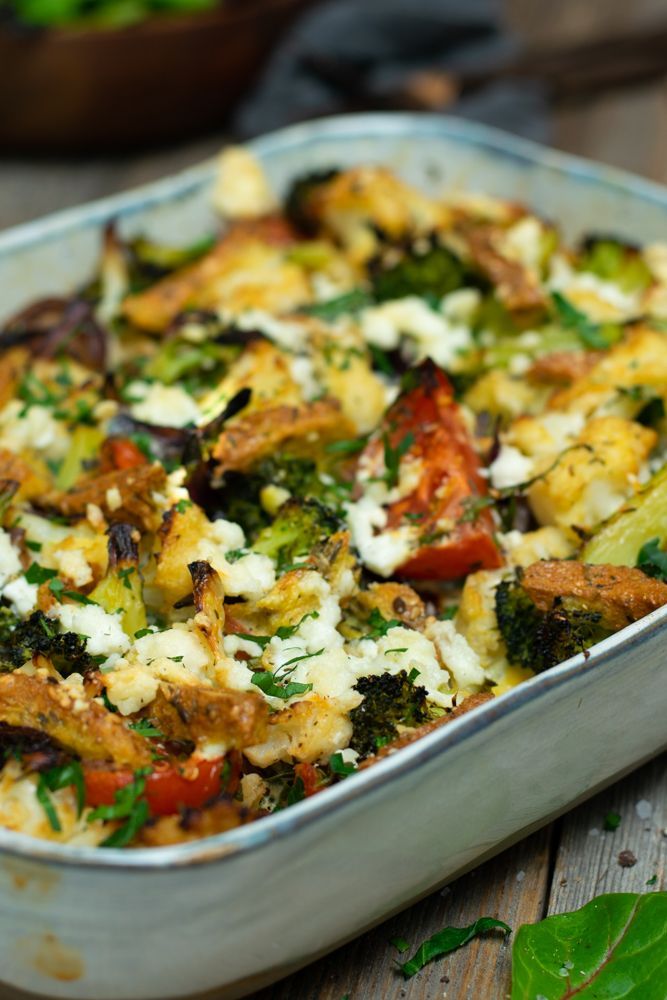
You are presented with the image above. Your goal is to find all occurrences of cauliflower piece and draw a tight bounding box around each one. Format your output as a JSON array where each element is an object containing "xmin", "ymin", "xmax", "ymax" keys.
[
  {"xmin": 528, "ymin": 416, "xmax": 656, "ymax": 534},
  {"xmin": 212, "ymin": 147, "xmax": 277, "ymax": 220},
  {"xmin": 499, "ymin": 526, "xmax": 575, "ymax": 567},
  {"xmin": 456, "ymin": 569, "xmax": 507, "ymax": 673},
  {"xmin": 244, "ymin": 695, "xmax": 353, "ymax": 767}
]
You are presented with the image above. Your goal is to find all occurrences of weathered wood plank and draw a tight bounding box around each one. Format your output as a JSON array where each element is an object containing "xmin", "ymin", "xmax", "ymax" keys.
[
  {"xmin": 251, "ymin": 826, "xmax": 553, "ymax": 1000},
  {"xmin": 548, "ymin": 753, "xmax": 666, "ymax": 914}
]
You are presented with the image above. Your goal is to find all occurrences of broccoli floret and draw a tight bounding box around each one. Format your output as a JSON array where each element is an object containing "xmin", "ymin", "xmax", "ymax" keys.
[
  {"xmin": 578, "ymin": 237, "xmax": 652, "ymax": 294},
  {"xmin": 0, "ymin": 606, "xmax": 21, "ymax": 670},
  {"xmin": 371, "ymin": 243, "xmax": 467, "ymax": 303},
  {"xmin": 0, "ymin": 610, "xmax": 99, "ymax": 675},
  {"xmin": 495, "ymin": 576, "xmax": 610, "ymax": 673},
  {"xmin": 253, "ymin": 498, "xmax": 342, "ymax": 572},
  {"xmin": 285, "ymin": 168, "xmax": 339, "ymax": 235},
  {"xmin": 213, "ymin": 452, "xmax": 349, "ymax": 544},
  {"xmin": 349, "ymin": 670, "xmax": 429, "ymax": 759}
]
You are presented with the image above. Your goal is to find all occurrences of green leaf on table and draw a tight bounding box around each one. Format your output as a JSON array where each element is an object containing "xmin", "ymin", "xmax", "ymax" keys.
[
  {"xmin": 399, "ymin": 917, "xmax": 511, "ymax": 978},
  {"xmin": 603, "ymin": 809, "xmax": 622, "ymax": 831},
  {"xmin": 511, "ymin": 892, "xmax": 667, "ymax": 999}
]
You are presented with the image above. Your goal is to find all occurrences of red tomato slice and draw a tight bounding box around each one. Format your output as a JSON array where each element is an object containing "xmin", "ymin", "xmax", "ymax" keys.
[
  {"xmin": 84, "ymin": 755, "xmax": 239, "ymax": 817},
  {"xmin": 102, "ymin": 437, "xmax": 148, "ymax": 471},
  {"xmin": 293, "ymin": 762, "xmax": 325, "ymax": 798},
  {"xmin": 358, "ymin": 361, "xmax": 502, "ymax": 581}
]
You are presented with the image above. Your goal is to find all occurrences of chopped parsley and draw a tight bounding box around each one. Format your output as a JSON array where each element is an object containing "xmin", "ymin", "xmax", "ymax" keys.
[
  {"xmin": 551, "ymin": 291, "xmax": 621, "ymax": 350},
  {"xmin": 24, "ymin": 563, "xmax": 58, "ymax": 586},
  {"xmin": 36, "ymin": 761, "xmax": 86, "ymax": 832},
  {"xmin": 237, "ymin": 612, "xmax": 321, "ymax": 651},
  {"xmin": 603, "ymin": 810, "xmax": 622, "ymax": 832},
  {"xmin": 636, "ymin": 538, "xmax": 667, "ymax": 582},
  {"xmin": 379, "ymin": 431, "xmax": 414, "ymax": 490},
  {"xmin": 366, "ymin": 608, "xmax": 400, "ymax": 639},
  {"xmin": 128, "ymin": 720, "xmax": 164, "ymax": 739},
  {"xmin": 89, "ymin": 767, "xmax": 152, "ymax": 848},
  {"xmin": 458, "ymin": 494, "xmax": 495, "ymax": 524},
  {"xmin": 329, "ymin": 752, "xmax": 356, "ymax": 778}
]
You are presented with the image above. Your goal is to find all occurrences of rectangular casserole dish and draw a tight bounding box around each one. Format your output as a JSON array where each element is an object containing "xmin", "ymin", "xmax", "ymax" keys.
[{"xmin": 0, "ymin": 112, "xmax": 665, "ymax": 1000}]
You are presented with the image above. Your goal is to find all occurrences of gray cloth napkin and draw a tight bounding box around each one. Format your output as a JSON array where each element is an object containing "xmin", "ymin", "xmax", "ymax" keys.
[{"xmin": 234, "ymin": 0, "xmax": 549, "ymax": 143}]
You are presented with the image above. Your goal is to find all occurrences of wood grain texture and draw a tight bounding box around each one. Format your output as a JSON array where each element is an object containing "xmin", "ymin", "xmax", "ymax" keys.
[
  {"xmin": 252, "ymin": 827, "xmax": 554, "ymax": 1000},
  {"xmin": 548, "ymin": 753, "xmax": 666, "ymax": 914}
]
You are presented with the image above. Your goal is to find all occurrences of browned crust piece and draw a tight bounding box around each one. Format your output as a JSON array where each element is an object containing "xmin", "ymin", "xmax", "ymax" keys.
[
  {"xmin": 0, "ymin": 347, "xmax": 29, "ymax": 408},
  {"xmin": 41, "ymin": 463, "xmax": 166, "ymax": 530},
  {"xmin": 147, "ymin": 682, "xmax": 269, "ymax": 748},
  {"xmin": 527, "ymin": 350, "xmax": 602, "ymax": 386},
  {"xmin": 122, "ymin": 216, "xmax": 297, "ymax": 333},
  {"xmin": 521, "ymin": 560, "xmax": 667, "ymax": 631},
  {"xmin": 138, "ymin": 798, "xmax": 260, "ymax": 847},
  {"xmin": 349, "ymin": 582, "xmax": 426, "ymax": 630},
  {"xmin": 211, "ymin": 398, "xmax": 348, "ymax": 475},
  {"xmin": 359, "ymin": 692, "xmax": 494, "ymax": 770},
  {"xmin": 463, "ymin": 224, "xmax": 545, "ymax": 313},
  {"xmin": 0, "ymin": 673, "xmax": 151, "ymax": 767},
  {"xmin": 0, "ymin": 447, "xmax": 51, "ymax": 502}
]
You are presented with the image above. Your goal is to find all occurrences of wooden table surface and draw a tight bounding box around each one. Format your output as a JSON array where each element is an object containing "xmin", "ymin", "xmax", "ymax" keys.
[{"xmin": 0, "ymin": 3, "xmax": 665, "ymax": 997}]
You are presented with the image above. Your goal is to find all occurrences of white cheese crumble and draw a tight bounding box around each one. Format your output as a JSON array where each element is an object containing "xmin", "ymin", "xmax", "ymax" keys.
[
  {"xmin": 128, "ymin": 382, "xmax": 200, "ymax": 428},
  {"xmin": 195, "ymin": 519, "xmax": 276, "ymax": 599},
  {"xmin": 0, "ymin": 402, "xmax": 69, "ymax": 460},
  {"xmin": 289, "ymin": 354, "xmax": 321, "ymax": 400},
  {"xmin": 232, "ymin": 310, "xmax": 307, "ymax": 351},
  {"xmin": 2, "ymin": 577, "xmax": 38, "ymax": 616},
  {"xmin": 360, "ymin": 295, "xmax": 473, "ymax": 370},
  {"xmin": 212, "ymin": 147, "xmax": 277, "ymax": 219},
  {"xmin": 488, "ymin": 444, "xmax": 534, "ymax": 490},
  {"xmin": 345, "ymin": 495, "xmax": 415, "ymax": 577},
  {"xmin": 425, "ymin": 619, "xmax": 485, "ymax": 690},
  {"xmin": 50, "ymin": 604, "xmax": 129, "ymax": 659},
  {"xmin": 52, "ymin": 547, "xmax": 93, "ymax": 588}
]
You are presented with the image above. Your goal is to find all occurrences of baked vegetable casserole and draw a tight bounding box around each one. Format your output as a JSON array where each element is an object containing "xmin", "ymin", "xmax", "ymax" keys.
[{"xmin": 1, "ymin": 149, "xmax": 667, "ymax": 848}]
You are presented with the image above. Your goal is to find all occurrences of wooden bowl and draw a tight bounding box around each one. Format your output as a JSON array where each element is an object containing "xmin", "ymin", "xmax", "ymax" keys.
[{"xmin": 0, "ymin": 0, "xmax": 315, "ymax": 153}]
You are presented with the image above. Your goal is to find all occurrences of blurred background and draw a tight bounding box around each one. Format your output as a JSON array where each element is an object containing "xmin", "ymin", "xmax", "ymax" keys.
[{"xmin": 0, "ymin": 0, "xmax": 665, "ymax": 229}]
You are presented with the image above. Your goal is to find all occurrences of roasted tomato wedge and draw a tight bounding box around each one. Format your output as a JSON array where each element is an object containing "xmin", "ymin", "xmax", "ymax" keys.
[
  {"xmin": 84, "ymin": 754, "xmax": 240, "ymax": 817},
  {"xmin": 293, "ymin": 762, "xmax": 326, "ymax": 798},
  {"xmin": 356, "ymin": 360, "xmax": 502, "ymax": 580},
  {"xmin": 100, "ymin": 436, "xmax": 149, "ymax": 471}
]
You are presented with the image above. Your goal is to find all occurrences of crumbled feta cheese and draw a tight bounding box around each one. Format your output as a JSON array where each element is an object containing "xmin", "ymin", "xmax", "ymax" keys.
[
  {"xmin": 2, "ymin": 577, "xmax": 38, "ymax": 616},
  {"xmin": 133, "ymin": 626, "xmax": 210, "ymax": 675},
  {"xmin": 289, "ymin": 354, "xmax": 321, "ymax": 400},
  {"xmin": 488, "ymin": 444, "xmax": 534, "ymax": 490},
  {"xmin": 105, "ymin": 487, "xmax": 122, "ymax": 512},
  {"xmin": 346, "ymin": 495, "xmax": 415, "ymax": 577},
  {"xmin": 207, "ymin": 518, "xmax": 246, "ymax": 552},
  {"xmin": 499, "ymin": 216, "xmax": 544, "ymax": 272},
  {"xmin": 128, "ymin": 382, "xmax": 200, "ymax": 428},
  {"xmin": 233, "ymin": 310, "xmax": 307, "ymax": 351},
  {"xmin": 360, "ymin": 296, "xmax": 472, "ymax": 370},
  {"xmin": 549, "ymin": 255, "xmax": 641, "ymax": 320},
  {"xmin": 441, "ymin": 288, "xmax": 481, "ymax": 323},
  {"xmin": 0, "ymin": 402, "xmax": 69, "ymax": 460},
  {"xmin": 52, "ymin": 547, "xmax": 93, "ymax": 587},
  {"xmin": 222, "ymin": 634, "xmax": 265, "ymax": 659},
  {"xmin": 212, "ymin": 147, "xmax": 277, "ymax": 219},
  {"xmin": 425, "ymin": 620, "xmax": 485, "ymax": 690},
  {"xmin": 50, "ymin": 604, "xmax": 129, "ymax": 658}
]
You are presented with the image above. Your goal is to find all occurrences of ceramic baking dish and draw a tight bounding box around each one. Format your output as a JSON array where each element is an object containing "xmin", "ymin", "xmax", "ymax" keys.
[{"xmin": 0, "ymin": 113, "xmax": 665, "ymax": 1000}]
